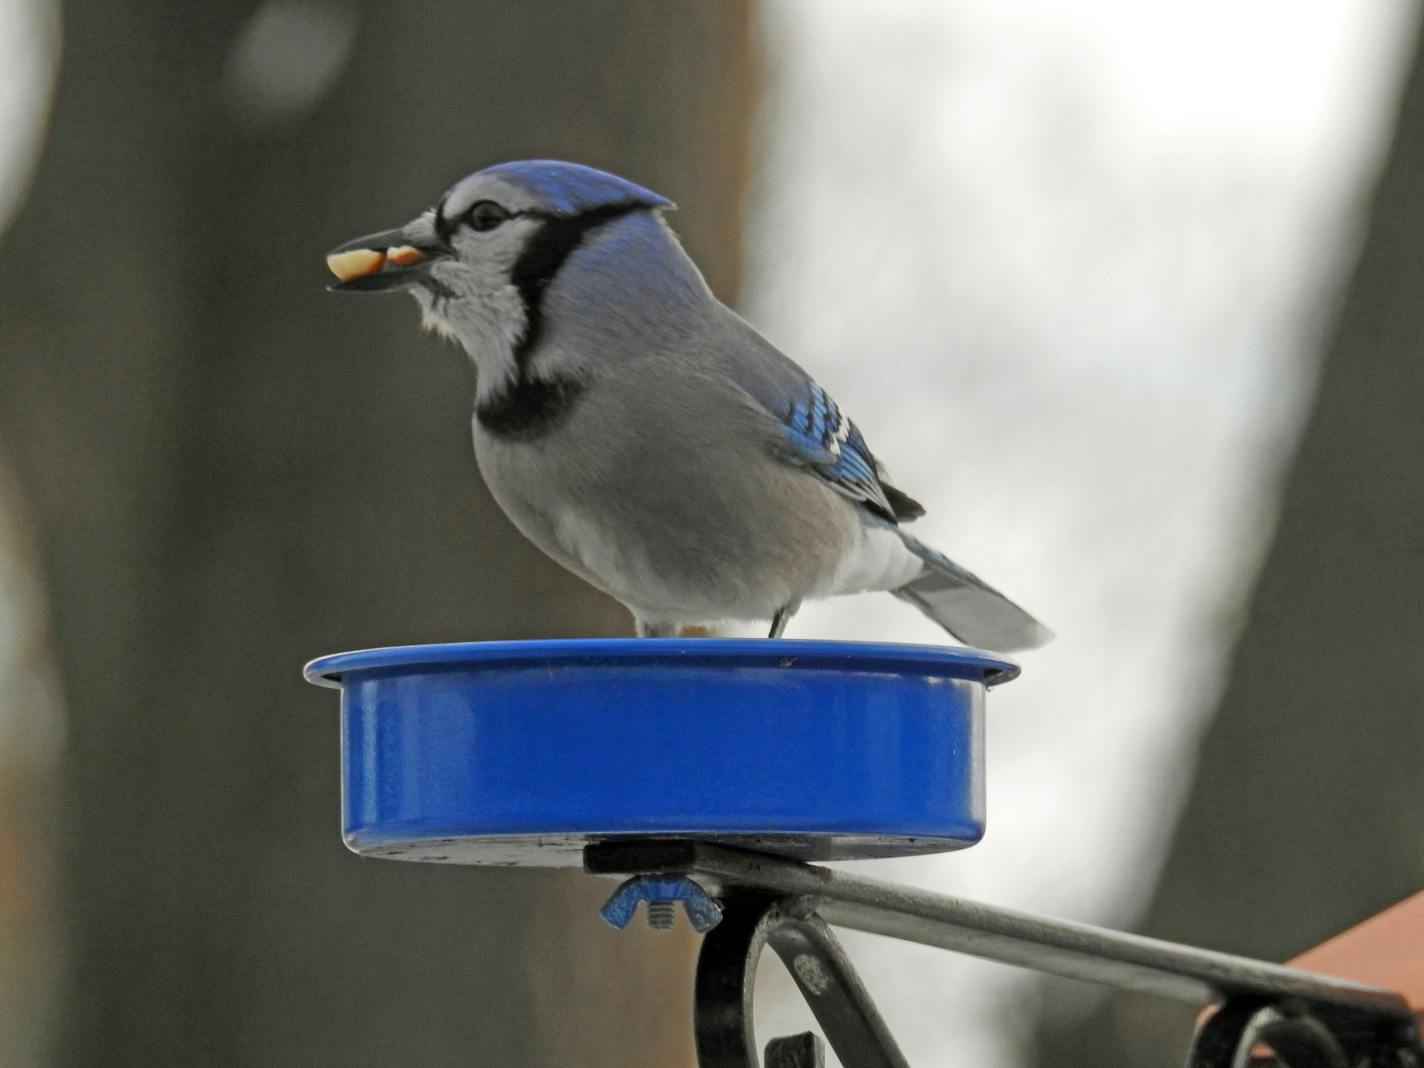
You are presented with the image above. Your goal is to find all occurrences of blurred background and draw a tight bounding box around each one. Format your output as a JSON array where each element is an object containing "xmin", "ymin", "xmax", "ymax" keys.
[{"xmin": 1, "ymin": 1, "xmax": 1420, "ymax": 1065}]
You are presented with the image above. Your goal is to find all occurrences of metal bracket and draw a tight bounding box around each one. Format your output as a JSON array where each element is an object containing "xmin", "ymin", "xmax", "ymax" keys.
[
  {"xmin": 587, "ymin": 840, "xmax": 1423, "ymax": 1068},
  {"xmin": 1185, "ymin": 996, "xmax": 1423, "ymax": 1068},
  {"xmin": 694, "ymin": 892, "xmax": 908, "ymax": 1068}
]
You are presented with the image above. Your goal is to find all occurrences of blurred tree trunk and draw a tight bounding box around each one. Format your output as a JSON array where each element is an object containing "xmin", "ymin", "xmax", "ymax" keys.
[
  {"xmin": 0, "ymin": 1, "xmax": 755, "ymax": 1064},
  {"xmin": 1032, "ymin": 18, "xmax": 1424, "ymax": 1068}
]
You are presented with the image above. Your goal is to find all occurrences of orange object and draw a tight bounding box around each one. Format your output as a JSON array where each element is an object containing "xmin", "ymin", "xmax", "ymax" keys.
[
  {"xmin": 1289, "ymin": 890, "xmax": 1424, "ymax": 1014},
  {"xmin": 385, "ymin": 245, "xmax": 426, "ymax": 267}
]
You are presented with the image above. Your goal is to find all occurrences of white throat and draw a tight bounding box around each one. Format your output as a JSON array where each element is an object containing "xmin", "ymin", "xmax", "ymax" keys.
[{"xmin": 411, "ymin": 261, "xmax": 527, "ymax": 403}]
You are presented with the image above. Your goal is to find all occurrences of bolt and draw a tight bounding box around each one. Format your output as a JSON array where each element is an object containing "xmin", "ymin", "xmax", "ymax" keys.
[{"xmin": 646, "ymin": 899, "xmax": 677, "ymax": 930}]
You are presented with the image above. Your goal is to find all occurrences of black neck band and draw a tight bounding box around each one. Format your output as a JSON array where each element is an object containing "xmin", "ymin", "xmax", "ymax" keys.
[{"xmin": 475, "ymin": 375, "xmax": 585, "ymax": 441}]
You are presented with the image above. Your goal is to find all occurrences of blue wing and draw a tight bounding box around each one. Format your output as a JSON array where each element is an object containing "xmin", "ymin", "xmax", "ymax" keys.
[
  {"xmin": 778, "ymin": 381, "xmax": 920, "ymax": 523},
  {"xmin": 712, "ymin": 313, "xmax": 924, "ymax": 523}
]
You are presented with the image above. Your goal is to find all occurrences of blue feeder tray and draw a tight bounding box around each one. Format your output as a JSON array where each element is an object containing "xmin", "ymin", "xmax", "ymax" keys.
[{"xmin": 303, "ymin": 639, "xmax": 1018, "ymax": 866}]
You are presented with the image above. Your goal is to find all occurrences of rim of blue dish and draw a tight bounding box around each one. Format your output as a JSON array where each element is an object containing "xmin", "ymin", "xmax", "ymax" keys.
[{"xmin": 302, "ymin": 638, "xmax": 1019, "ymax": 689}]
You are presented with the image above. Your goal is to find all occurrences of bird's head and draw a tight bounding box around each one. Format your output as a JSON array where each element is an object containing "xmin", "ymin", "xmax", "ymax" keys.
[{"xmin": 326, "ymin": 160, "xmax": 677, "ymax": 365}]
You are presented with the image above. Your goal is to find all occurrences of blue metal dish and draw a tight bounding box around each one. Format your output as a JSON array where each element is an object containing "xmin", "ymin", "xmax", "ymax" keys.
[{"xmin": 303, "ymin": 639, "xmax": 1017, "ymax": 866}]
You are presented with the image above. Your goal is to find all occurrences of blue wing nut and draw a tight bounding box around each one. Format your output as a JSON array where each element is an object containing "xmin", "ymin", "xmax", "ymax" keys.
[{"xmin": 599, "ymin": 873, "xmax": 724, "ymax": 933}]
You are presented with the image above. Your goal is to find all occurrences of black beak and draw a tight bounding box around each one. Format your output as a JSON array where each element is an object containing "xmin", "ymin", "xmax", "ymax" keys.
[{"xmin": 326, "ymin": 225, "xmax": 446, "ymax": 292}]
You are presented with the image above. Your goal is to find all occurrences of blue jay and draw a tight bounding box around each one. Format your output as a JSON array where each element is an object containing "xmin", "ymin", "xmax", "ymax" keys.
[{"xmin": 327, "ymin": 160, "xmax": 1049, "ymax": 650}]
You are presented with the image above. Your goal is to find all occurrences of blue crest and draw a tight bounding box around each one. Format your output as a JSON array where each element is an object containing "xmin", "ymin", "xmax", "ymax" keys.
[{"xmin": 478, "ymin": 160, "xmax": 673, "ymax": 215}]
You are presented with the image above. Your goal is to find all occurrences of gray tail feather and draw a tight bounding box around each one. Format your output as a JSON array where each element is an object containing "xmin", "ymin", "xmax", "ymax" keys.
[{"xmin": 893, "ymin": 533, "xmax": 1052, "ymax": 652}]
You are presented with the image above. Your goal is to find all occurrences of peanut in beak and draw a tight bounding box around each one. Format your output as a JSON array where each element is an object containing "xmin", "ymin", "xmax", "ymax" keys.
[
  {"xmin": 326, "ymin": 248, "xmax": 386, "ymax": 282},
  {"xmin": 325, "ymin": 245, "xmax": 426, "ymax": 282}
]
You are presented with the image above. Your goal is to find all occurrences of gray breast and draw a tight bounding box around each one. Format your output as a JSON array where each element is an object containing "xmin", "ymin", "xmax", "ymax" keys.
[{"xmin": 472, "ymin": 357, "xmax": 858, "ymax": 624}]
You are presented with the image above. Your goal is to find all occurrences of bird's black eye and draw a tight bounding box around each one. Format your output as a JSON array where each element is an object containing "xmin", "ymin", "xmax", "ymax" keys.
[{"xmin": 465, "ymin": 200, "xmax": 510, "ymax": 232}]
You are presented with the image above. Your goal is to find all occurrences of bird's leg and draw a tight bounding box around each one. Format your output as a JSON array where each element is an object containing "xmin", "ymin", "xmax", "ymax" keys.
[
  {"xmin": 768, "ymin": 600, "xmax": 801, "ymax": 639},
  {"xmin": 636, "ymin": 619, "xmax": 679, "ymax": 638}
]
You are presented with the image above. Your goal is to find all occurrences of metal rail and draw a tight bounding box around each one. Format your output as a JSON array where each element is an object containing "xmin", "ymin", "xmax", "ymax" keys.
[{"xmin": 586, "ymin": 840, "xmax": 1422, "ymax": 1068}]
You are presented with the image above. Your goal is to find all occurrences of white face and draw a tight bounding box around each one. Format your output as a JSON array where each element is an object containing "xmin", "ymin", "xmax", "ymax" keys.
[
  {"xmin": 408, "ymin": 176, "xmax": 545, "ymax": 395},
  {"xmin": 438, "ymin": 172, "xmax": 546, "ymax": 222}
]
